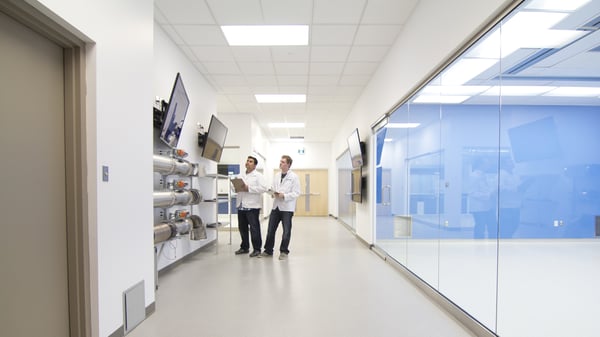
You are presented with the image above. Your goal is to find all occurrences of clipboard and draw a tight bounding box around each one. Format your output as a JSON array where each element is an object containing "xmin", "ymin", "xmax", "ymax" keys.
[{"xmin": 230, "ymin": 178, "xmax": 247, "ymax": 193}]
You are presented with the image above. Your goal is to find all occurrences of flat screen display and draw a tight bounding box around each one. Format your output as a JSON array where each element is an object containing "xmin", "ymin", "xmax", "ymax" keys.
[
  {"xmin": 160, "ymin": 73, "xmax": 190, "ymax": 148},
  {"xmin": 347, "ymin": 128, "xmax": 364, "ymax": 168},
  {"xmin": 201, "ymin": 115, "xmax": 228, "ymax": 162}
]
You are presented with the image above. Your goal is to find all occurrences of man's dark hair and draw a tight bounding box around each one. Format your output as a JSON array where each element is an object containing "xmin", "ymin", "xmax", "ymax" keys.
[{"xmin": 248, "ymin": 156, "xmax": 258, "ymax": 166}]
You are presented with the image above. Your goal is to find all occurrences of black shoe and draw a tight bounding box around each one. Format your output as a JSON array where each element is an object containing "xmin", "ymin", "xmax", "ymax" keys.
[
  {"xmin": 235, "ymin": 248, "xmax": 249, "ymax": 255},
  {"xmin": 259, "ymin": 252, "xmax": 273, "ymax": 257},
  {"xmin": 249, "ymin": 250, "xmax": 261, "ymax": 257}
]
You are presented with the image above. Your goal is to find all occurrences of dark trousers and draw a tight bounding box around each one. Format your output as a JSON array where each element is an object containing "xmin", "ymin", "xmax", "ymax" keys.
[
  {"xmin": 264, "ymin": 208, "xmax": 293, "ymax": 254},
  {"xmin": 237, "ymin": 208, "xmax": 262, "ymax": 251}
]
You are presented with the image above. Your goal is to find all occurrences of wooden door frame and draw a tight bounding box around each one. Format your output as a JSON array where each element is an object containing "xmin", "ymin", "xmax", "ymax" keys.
[{"xmin": 0, "ymin": 2, "xmax": 94, "ymax": 336}]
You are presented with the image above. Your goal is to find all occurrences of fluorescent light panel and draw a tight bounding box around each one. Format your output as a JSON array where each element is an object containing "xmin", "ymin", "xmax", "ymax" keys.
[
  {"xmin": 525, "ymin": 0, "xmax": 591, "ymax": 11},
  {"xmin": 272, "ymin": 138, "xmax": 305, "ymax": 142},
  {"xmin": 256, "ymin": 94, "xmax": 306, "ymax": 103},
  {"xmin": 440, "ymin": 58, "xmax": 498, "ymax": 85},
  {"xmin": 482, "ymin": 86, "xmax": 556, "ymax": 96},
  {"xmin": 544, "ymin": 87, "xmax": 600, "ymax": 97},
  {"xmin": 268, "ymin": 123, "xmax": 305, "ymax": 128},
  {"xmin": 421, "ymin": 85, "xmax": 490, "ymax": 96},
  {"xmin": 221, "ymin": 25, "xmax": 309, "ymax": 46}
]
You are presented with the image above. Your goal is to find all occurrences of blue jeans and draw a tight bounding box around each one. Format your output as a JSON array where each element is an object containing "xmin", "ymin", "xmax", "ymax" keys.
[
  {"xmin": 264, "ymin": 208, "xmax": 293, "ymax": 254},
  {"xmin": 237, "ymin": 208, "xmax": 262, "ymax": 251}
]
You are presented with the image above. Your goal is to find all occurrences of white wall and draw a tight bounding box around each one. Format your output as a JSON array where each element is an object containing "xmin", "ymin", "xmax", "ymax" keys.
[
  {"xmin": 34, "ymin": 0, "xmax": 155, "ymax": 335},
  {"xmin": 329, "ymin": 0, "xmax": 513, "ymax": 243},
  {"xmin": 269, "ymin": 141, "xmax": 331, "ymax": 169}
]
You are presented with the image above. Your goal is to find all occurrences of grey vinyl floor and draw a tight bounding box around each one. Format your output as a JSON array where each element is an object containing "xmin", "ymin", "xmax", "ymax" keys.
[{"xmin": 127, "ymin": 216, "xmax": 476, "ymax": 337}]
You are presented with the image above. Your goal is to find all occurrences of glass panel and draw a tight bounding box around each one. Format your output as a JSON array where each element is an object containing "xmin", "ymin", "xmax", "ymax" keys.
[
  {"xmin": 375, "ymin": 105, "xmax": 410, "ymax": 265},
  {"xmin": 374, "ymin": 1, "xmax": 600, "ymax": 336},
  {"xmin": 337, "ymin": 150, "xmax": 355, "ymax": 229},
  {"xmin": 404, "ymin": 101, "xmax": 442, "ymax": 288}
]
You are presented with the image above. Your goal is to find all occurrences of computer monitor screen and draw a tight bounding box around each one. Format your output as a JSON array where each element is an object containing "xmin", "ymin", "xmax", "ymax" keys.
[
  {"xmin": 160, "ymin": 73, "xmax": 190, "ymax": 148},
  {"xmin": 200, "ymin": 115, "xmax": 228, "ymax": 162},
  {"xmin": 347, "ymin": 128, "xmax": 364, "ymax": 168}
]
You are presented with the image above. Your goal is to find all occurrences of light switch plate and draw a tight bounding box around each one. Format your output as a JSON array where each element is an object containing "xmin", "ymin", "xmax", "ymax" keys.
[{"xmin": 102, "ymin": 165, "xmax": 109, "ymax": 182}]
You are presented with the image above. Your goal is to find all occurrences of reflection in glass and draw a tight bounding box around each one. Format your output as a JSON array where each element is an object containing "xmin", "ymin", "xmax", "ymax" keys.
[{"xmin": 373, "ymin": 0, "xmax": 600, "ymax": 336}]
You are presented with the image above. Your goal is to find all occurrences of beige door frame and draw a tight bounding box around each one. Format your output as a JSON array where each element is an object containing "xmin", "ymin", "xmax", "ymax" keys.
[{"xmin": 0, "ymin": 2, "xmax": 94, "ymax": 336}]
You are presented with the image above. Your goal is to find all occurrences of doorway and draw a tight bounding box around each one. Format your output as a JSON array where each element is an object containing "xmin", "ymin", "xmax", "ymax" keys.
[
  {"xmin": 0, "ymin": 3, "xmax": 90, "ymax": 336},
  {"xmin": 294, "ymin": 169, "xmax": 328, "ymax": 216}
]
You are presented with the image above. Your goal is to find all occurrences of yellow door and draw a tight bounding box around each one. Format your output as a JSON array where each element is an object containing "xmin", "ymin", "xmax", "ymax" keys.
[{"xmin": 294, "ymin": 169, "xmax": 328, "ymax": 216}]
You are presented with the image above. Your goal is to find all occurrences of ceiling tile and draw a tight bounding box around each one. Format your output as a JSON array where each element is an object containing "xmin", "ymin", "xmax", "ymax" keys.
[
  {"xmin": 238, "ymin": 62, "xmax": 276, "ymax": 75},
  {"xmin": 226, "ymin": 94, "xmax": 256, "ymax": 103},
  {"xmin": 172, "ymin": 25, "xmax": 227, "ymax": 46},
  {"xmin": 271, "ymin": 47, "xmax": 310, "ymax": 62},
  {"xmin": 252, "ymin": 86, "xmax": 280, "ymax": 93},
  {"xmin": 310, "ymin": 62, "xmax": 345, "ymax": 75},
  {"xmin": 190, "ymin": 46, "xmax": 234, "ymax": 61},
  {"xmin": 274, "ymin": 62, "xmax": 309, "ymax": 75},
  {"xmin": 347, "ymin": 46, "xmax": 390, "ymax": 62},
  {"xmin": 219, "ymin": 86, "xmax": 254, "ymax": 94},
  {"xmin": 310, "ymin": 46, "xmax": 351, "ymax": 62},
  {"xmin": 309, "ymin": 75, "xmax": 340, "ymax": 86},
  {"xmin": 261, "ymin": 0, "xmax": 313, "ymax": 24},
  {"xmin": 245, "ymin": 75, "xmax": 278, "ymax": 86},
  {"xmin": 307, "ymin": 86, "xmax": 338, "ymax": 95},
  {"xmin": 313, "ymin": 0, "xmax": 366, "ymax": 24},
  {"xmin": 231, "ymin": 47, "xmax": 273, "ymax": 62},
  {"xmin": 361, "ymin": 0, "xmax": 418, "ymax": 25},
  {"xmin": 212, "ymin": 75, "xmax": 247, "ymax": 87},
  {"xmin": 311, "ymin": 25, "xmax": 357, "ymax": 45},
  {"xmin": 206, "ymin": 0, "xmax": 263, "ymax": 24},
  {"xmin": 277, "ymin": 76, "xmax": 309, "ymax": 86},
  {"xmin": 278, "ymin": 86, "xmax": 308, "ymax": 94},
  {"xmin": 354, "ymin": 25, "xmax": 403, "ymax": 45},
  {"xmin": 343, "ymin": 62, "xmax": 378, "ymax": 75},
  {"xmin": 339, "ymin": 75, "xmax": 371, "ymax": 86},
  {"xmin": 202, "ymin": 62, "xmax": 241, "ymax": 75},
  {"xmin": 155, "ymin": 0, "xmax": 214, "ymax": 24}
]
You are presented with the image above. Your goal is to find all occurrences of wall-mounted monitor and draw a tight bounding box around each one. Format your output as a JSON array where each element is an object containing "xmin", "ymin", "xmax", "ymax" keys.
[
  {"xmin": 199, "ymin": 115, "xmax": 228, "ymax": 162},
  {"xmin": 160, "ymin": 73, "xmax": 190, "ymax": 148},
  {"xmin": 347, "ymin": 128, "xmax": 365, "ymax": 168}
]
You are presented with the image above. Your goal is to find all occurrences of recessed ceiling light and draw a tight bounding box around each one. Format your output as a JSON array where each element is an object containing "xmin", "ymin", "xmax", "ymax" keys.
[
  {"xmin": 221, "ymin": 25, "xmax": 309, "ymax": 46},
  {"xmin": 256, "ymin": 94, "xmax": 306, "ymax": 103},
  {"xmin": 544, "ymin": 87, "xmax": 600, "ymax": 97},
  {"xmin": 481, "ymin": 86, "xmax": 556, "ymax": 96},
  {"xmin": 272, "ymin": 138, "xmax": 305, "ymax": 143},
  {"xmin": 268, "ymin": 123, "xmax": 305, "ymax": 128}
]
